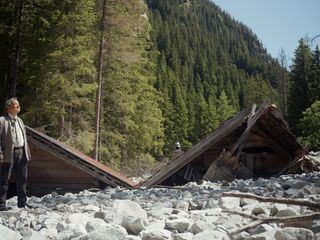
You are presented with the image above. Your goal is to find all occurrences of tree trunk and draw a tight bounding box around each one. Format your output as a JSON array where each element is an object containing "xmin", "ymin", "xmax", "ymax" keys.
[
  {"xmin": 94, "ymin": 0, "xmax": 107, "ymax": 161},
  {"xmin": 10, "ymin": 0, "xmax": 24, "ymax": 97}
]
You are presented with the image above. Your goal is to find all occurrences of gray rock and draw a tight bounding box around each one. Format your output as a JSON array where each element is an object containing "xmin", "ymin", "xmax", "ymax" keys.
[
  {"xmin": 311, "ymin": 220, "xmax": 320, "ymax": 233},
  {"xmin": 145, "ymin": 220, "xmax": 165, "ymax": 232},
  {"xmin": 66, "ymin": 213, "xmax": 94, "ymax": 227},
  {"xmin": 57, "ymin": 221, "xmax": 68, "ymax": 232},
  {"xmin": 57, "ymin": 223, "xmax": 87, "ymax": 240},
  {"xmin": 205, "ymin": 198, "xmax": 218, "ymax": 209},
  {"xmin": 113, "ymin": 200, "xmax": 148, "ymax": 235},
  {"xmin": 0, "ymin": 224, "xmax": 22, "ymax": 240},
  {"xmin": 165, "ymin": 218, "xmax": 190, "ymax": 233},
  {"xmin": 245, "ymin": 228, "xmax": 279, "ymax": 240},
  {"xmin": 270, "ymin": 204, "xmax": 289, "ymax": 216},
  {"xmin": 85, "ymin": 218, "xmax": 108, "ymax": 232},
  {"xmin": 140, "ymin": 229, "xmax": 172, "ymax": 240},
  {"xmin": 111, "ymin": 191, "xmax": 134, "ymax": 200},
  {"xmin": 192, "ymin": 230, "xmax": 230, "ymax": 240},
  {"xmin": 219, "ymin": 196, "xmax": 241, "ymax": 210},
  {"xmin": 250, "ymin": 224, "xmax": 275, "ymax": 235},
  {"xmin": 127, "ymin": 236, "xmax": 142, "ymax": 240},
  {"xmin": 19, "ymin": 227, "xmax": 47, "ymax": 240},
  {"xmin": 39, "ymin": 228, "xmax": 58, "ymax": 239},
  {"xmin": 190, "ymin": 221, "xmax": 215, "ymax": 234},
  {"xmin": 80, "ymin": 205, "xmax": 100, "ymax": 212},
  {"xmin": 174, "ymin": 201, "xmax": 189, "ymax": 212},
  {"xmin": 41, "ymin": 217, "xmax": 60, "ymax": 229},
  {"xmin": 274, "ymin": 227, "xmax": 314, "ymax": 240},
  {"xmin": 148, "ymin": 207, "xmax": 173, "ymax": 219},
  {"xmin": 172, "ymin": 232, "xmax": 193, "ymax": 240},
  {"xmin": 275, "ymin": 208, "xmax": 299, "ymax": 217},
  {"xmin": 251, "ymin": 205, "xmax": 268, "ymax": 216},
  {"xmin": 123, "ymin": 217, "xmax": 148, "ymax": 235},
  {"xmin": 72, "ymin": 228, "xmax": 127, "ymax": 240}
]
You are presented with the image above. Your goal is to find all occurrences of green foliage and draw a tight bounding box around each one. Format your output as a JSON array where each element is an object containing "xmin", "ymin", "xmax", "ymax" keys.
[
  {"xmin": 217, "ymin": 90, "xmax": 236, "ymax": 123},
  {"xmin": 99, "ymin": 0, "xmax": 164, "ymax": 171},
  {"xmin": 146, "ymin": 0, "xmax": 283, "ymax": 153},
  {"xmin": 287, "ymin": 39, "xmax": 312, "ymax": 134},
  {"xmin": 0, "ymin": 0, "xmax": 289, "ymax": 174},
  {"xmin": 298, "ymin": 100, "xmax": 320, "ymax": 150},
  {"xmin": 309, "ymin": 46, "xmax": 320, "ymax": 103}
]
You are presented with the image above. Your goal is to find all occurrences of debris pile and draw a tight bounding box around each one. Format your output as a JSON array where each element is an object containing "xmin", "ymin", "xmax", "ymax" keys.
[{"xmin": 1, "ymin": 169, "xmax": 320, "ymax": 240}]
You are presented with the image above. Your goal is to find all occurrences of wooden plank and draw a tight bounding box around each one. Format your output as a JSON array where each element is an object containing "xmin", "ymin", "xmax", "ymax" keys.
[
  {"xmin": 28, "ymin": 135, "xmax": 132, "ymax": 188},
  {"xmin": 27, "ymin": 127, "xmax": 134, "ymax": 188},
  {"xmin": 142, "ymin": 109, "xmax": 250, "ymax": 187},
  {"xmin": 28, "ymin": 176, "xmax": 98, "ymax": 184},
  {"xmin": 253, "ymin": 126, "xmax": 291, "ymax": 161}
]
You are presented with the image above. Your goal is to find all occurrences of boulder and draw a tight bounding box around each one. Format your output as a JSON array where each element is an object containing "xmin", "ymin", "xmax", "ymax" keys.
[
  {"xmin": 193, "ymin": 230, "xmax": 230, "ymax": 240},
  {"xmin": 0, "ymin": 224, "xmax": 22, "ymax": 240},
  {"xmin": 165, "ymin": 218, "xmax": 191, "ymax": 233},
  {"xmin": 113, "ymin": 200, "xmax": 148, "ymax": 235},
  {"xmin": 19, "ymin": 227, "xmax": 47, "ymax": 240},
  {"xmin": 274, "ymin": 227, "xmax": 314, "ymax": 240},
  {"xmin": 72, "ymin": 228, "xmax": 127, "ymax": 240},
  {"xmin": 140, "ymin": 229, "xmax": 172, "ymax": 240},
  {"xmin": 57, "ymin": 223, "xmax": 87, "ymax": 240},
  {"xmin": 190, "ymin": 221, "xmax": 215, "ymax": 234},
  {"xmin": 172, "ymin": 232, "xmax": 193, "ymax": 240}
]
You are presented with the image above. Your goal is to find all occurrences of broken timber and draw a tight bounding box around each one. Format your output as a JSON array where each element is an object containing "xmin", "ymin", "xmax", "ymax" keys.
[
  {"xmin": 11, "ymin": 127, "xmax": 135, "ymax": 196},
  {"xmin": 142, "ymin": 103, "xmax": 319, "ymax": 187}
]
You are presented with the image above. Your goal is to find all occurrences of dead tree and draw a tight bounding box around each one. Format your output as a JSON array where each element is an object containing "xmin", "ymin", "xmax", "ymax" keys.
[{"xmin": 94, "ymin": 0, "xmax": 107, "ymax": 161}]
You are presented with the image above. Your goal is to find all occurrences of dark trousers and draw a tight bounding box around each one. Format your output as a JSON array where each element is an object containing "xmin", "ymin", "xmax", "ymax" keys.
[{"xmin": 0, "ymin": 148, "xmax": 28, "ymax": 207}]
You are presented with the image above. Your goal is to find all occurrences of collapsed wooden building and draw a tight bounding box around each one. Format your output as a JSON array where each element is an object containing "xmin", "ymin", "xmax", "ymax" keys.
[
  {"xmin": 9, "ymin": 127, "xmax": 134, "ymax": 197},
  {"xmin": 7, "ymin": 103, "xmax": 319, "ymax": 195},
  {"xmin": 142, "ymin": 104, "xmax": 320, "ymax": 187}
]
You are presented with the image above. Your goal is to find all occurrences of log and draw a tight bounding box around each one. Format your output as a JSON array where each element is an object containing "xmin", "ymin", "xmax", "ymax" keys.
[
  {"xmin": 225, "ymin": 211, "xmax": 320, "ymax": 235},
  {"xmin": 222, "ymin": 192, "xmax": 320, "ymax": 209}
]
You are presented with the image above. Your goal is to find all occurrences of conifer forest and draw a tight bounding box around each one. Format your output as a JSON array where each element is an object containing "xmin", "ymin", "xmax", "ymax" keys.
[{"xmin": 1, "ymin": 0, "xmax": 319, "ymax": 175}]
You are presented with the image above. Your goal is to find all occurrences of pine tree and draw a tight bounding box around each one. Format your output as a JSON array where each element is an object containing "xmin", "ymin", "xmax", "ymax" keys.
[
  {"xmin": 298, "ymin": 100, "xmax": 320, "ymax": 150},
  {"xmin": 217, "ymin": 90, "xmax": 236, "ymax": 123},
  {"xmin": 309, "ymin": 46, "xmax": 320, "ymax": 103},
  {"xmin": 287, "ymin": 39, "xmax": 312, "ymax": 134},
  {"xmin": 23, "ymin": 0, "xmax": 97, "ymax": 154},
  {"xmin": 99, "ymin": 0, "xmax": 164, "ymax": 172}
]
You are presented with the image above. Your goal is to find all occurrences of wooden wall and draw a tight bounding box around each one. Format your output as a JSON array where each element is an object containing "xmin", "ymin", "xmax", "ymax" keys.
[{"xmin": 24, "ymin": 142, "xmax": 99, "ymax": 196}]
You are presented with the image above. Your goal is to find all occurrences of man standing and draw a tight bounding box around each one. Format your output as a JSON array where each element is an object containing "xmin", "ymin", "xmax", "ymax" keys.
[{"xmin": 0, "ymin": 98, "xmax": 31, "ymax": 211}]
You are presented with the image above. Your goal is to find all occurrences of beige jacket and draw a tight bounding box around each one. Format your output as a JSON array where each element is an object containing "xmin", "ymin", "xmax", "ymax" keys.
[{"xmin": 0, "ymin": 115, "xmax": 31, "ymax": 163}]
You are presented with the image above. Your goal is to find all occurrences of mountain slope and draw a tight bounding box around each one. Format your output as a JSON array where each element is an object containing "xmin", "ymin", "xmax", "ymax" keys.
[{"xmin": 146, "ymin": 0, "xmax": 284, "ymax": 151}]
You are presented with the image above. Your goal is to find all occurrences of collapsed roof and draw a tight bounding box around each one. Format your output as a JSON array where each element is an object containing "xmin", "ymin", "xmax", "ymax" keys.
[
  {"xmin": 19, "ymin": 127, "xmax": 134, "ymax": 196},
  {"xmin": 142, "ymin": 103, "xmax": 320, "ymax": 187}
]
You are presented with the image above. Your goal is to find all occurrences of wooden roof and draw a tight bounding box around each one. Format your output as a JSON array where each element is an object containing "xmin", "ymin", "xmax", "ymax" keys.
[
  {"xmin": 26, "ymin": 127, "xmax": 135, "ymax": 188},
  {"xmin": 141, "ymin": 104, "xmax": 311, "ymax": 187}
]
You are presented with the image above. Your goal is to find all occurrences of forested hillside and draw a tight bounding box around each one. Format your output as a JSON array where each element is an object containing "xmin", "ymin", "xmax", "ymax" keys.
[
  {"xmin": 0, "ymin": 0, "xmax": 286, "ymax": 174},
  {"xmin": 147, "ymin": 0, "xmax": 285, "ymax": 151}
]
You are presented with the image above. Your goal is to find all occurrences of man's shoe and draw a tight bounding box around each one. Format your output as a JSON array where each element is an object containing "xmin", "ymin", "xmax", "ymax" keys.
[
  {"xmin": 0, "ymin": 206, "xmax": 12, "ymax": 211},
  {"xmin": 18, "ymin": 203, "xmax": 33, "ymax": 209}
]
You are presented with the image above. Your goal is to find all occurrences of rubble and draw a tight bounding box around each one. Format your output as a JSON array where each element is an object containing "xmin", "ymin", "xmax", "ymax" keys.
[{"xmin": 1, "ymin": 170, "xmax": 320, "ymax": 239}]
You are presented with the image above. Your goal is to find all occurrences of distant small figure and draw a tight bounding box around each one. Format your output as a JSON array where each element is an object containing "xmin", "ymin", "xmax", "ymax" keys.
[
  {"xmin": 172, "ymin": 141, "xmax": 183, "ymax": 159},
  {"xmin": 175, "ymin": 141, "xmax": 181, "ymax": 150}
]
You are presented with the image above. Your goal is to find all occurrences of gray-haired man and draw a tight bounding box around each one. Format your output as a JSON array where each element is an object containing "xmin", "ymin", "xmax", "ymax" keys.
[{"xmin": 0, "ymin": 98, "xmax": 31, "ymax": 211}]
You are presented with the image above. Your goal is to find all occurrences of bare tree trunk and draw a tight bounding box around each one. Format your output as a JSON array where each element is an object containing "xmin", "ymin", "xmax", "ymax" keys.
[
  {"xmin": 58, "ymin": 114, "xmax": 65, "ymax": 140},
  {"xmin": 278, "ymin": 48, "xmax": 288, "ymax": 118},
  {"xmin": 94, "ymin": 0, "xmax": 107, "ymax": 161},
  {"xmin": 10, "ymin": 0, "xmax": 24, "ymax": 97}
]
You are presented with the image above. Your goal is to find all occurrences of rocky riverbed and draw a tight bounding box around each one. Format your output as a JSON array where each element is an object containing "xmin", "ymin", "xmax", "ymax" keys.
[{"xmin": 1, "ymin": 155, "xmax": 320, "ymax": 240}]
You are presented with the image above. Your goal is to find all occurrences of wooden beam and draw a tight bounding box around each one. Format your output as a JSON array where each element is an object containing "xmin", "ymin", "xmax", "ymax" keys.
[
  {"xmin": 142, "ymin": 110, "xmax": 250, "ymax": 187},
  {"xmin": 223, "ymin": 192, "xmax": 320, "ymax": 209},
  {"xmin": 253, "ymin": 125, "xmax": 291, "ymax": 161}
]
